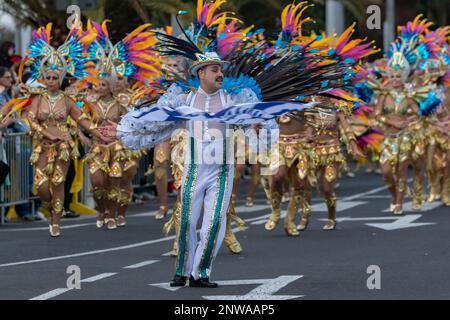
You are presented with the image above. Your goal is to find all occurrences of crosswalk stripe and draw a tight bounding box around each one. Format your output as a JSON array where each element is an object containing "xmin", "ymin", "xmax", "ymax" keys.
[{"xmin": 123, "ymin": 260, "xmax": 159, "ymax": 269}]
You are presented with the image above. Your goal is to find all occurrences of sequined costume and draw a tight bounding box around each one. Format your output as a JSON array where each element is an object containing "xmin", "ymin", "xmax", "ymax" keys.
[
  {"xmin": 0, "ymin": 23, "xmax": 109, "ymax": 237},
  {"xmin": 303, "ymin": 99, "xmax": 360, "ymax": 230},
  {"xmin": 163, "ymin": 128, "xmax": 246, "ymax": 256},
  {"xmin": 370, "ymin": 15, "xmax": 449, "ymax": 214},
  {"xmin": 84, "ymin": 20, "xmax": 161, "ymax": 228},
  {"xmin": 264, "ymin": 112, "xmax": 316, "ymax": 236},
  {"xmin": 84, "ymin": 94, "xmax": 142, "ymax": 228},
  {"xmin": 374, "ymin": 88, "xmax": 422, "ymax": 213}
]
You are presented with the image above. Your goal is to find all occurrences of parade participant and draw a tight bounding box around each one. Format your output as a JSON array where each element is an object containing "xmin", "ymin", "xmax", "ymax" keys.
[
  {"xmin": 85, "ymin": 20, "xmax": 161, "ymax": 228},
  {"xmin": 118, "ymin": 52, "xmax": 258, "ymax": 288},
  {"xmin": 373, "ymin": 40, "xmax": 422, "ymax": 215},
  {"xmin": 304, "ymin": 95, "xmax": 365, "ymax": 230},
  {"xmin": 265, "ymin": 110, "xmax": 315, "ymax": 235},
  {"xmin": 153, "ymin": 57, "xmax": 183, "ymax": 220},
  {"xmin": 84, "ymin": 77, "xmax": 130, "ymax": 229},
  {"xmin": 0, "ymin": 23, "xmax": 112, "ymax": 236},
  {"xmin": 263, "ymin": 2, "xmax": 316, "ymax": 236},
  {"xmin": 420, "ymin": 59, "xmax": 448, "ymax": 204},
  {"xmin": 400, "ymin": 17, "xmax": 436, "ymax": 211},
  {"xmin": 413, "ymin": 26, "xmax": 450, "ymax": 205}
]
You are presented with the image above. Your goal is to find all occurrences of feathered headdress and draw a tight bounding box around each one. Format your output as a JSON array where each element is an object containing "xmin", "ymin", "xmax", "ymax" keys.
[
  {"xmin": 87, "ymin": 20, "xmax": 162, "ymax": 84},
  {"xmin": 23, "ymin": 23, "xmax": 97, "ymax": 84},
  {"xmin": 328, "ymin": 23, "xmax": 379, "ymax": 65},
  {"xmin": 397, "ymin": 14, "xmax": 433, "ymax": 42},
  {"xmin": 387, "ymin": 38, "xmax": 417, "ymax": 79},
  {"xmin": 155, "ymin": 4, "xmax": 231, "ymax": 76}
]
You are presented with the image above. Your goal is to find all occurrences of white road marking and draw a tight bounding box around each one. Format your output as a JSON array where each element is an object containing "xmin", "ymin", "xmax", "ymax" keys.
[
  {"xmin": 30, "ymin": 288, "xmax": 71, "ymax": 300},
  {"xmin": 150, "ymin": 275, "xmax": 304, "ymax": 300},
  {"xmin": 382, "ymin": 201, "xmax": 443, "ymax": 213},
  {"xmin": 246, "ymin": 183, "xmax": 404, "ymax": 226},
  {"xmin": 29, "ymin": 272, "xmax": 117, "ymax": 300},
  {"xmin": 321, "ymin": 214, "xmax": 436, "ymax": 231},
  {"xmin": 81, "ymin": 273, "xmax": 117, "ymax": 282},
  {"xmin": 0, "ymin": 223, "xmax": 94, "ymax": 232},
  {"xmin": 162, "ymin": 251, "xmax": 174, "ymax": 257},
  {"xmin": 0, "ymin": 236, "xmax": 175, "ymax": 268},
  {"xmin": 204, "ymin": 275, "xmax": 304, "ymax": 300},
  {"xmin": 361, "ymin": 195, "xmax": 392, "ymax": 199},
  {"xmin": 365, "ymin": 214, "xmax": 436, "ymax": 231},
  {"xmin": 123, "ymin": 260, "xmax": 159, "ymax": 269},
  {"xmin": 150, "ymin": 278, "xmax": 269, "ymax": 292}
]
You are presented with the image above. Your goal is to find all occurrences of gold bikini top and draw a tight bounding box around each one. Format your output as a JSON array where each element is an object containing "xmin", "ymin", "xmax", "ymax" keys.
[{"xmin": 37, "ymin": 92, "xmax": 69, "ymax": 130}]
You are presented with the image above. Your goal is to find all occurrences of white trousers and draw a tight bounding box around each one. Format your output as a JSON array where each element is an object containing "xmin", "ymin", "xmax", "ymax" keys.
[{"xmin": 175, "ymin": 138, "xmax": 234, "ymax": 280}]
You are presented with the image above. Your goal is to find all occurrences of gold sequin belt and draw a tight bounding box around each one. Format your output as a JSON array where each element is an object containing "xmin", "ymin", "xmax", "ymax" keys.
[
  {"xmin": 279, "ymin": 134, "xmax": 308, "ymax": 143},
  {"xmin": 314, "ymin": 143, "xmax": 341, "ymax": 156}
]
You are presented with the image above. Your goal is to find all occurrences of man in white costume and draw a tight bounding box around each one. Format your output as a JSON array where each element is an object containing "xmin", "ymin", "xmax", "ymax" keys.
[{"xmin": 109, "ymin": 52, "xmax": 277, "ymax": 288}]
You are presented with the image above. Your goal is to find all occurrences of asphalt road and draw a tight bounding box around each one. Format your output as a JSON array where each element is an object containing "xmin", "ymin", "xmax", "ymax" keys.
[{"xmin": 0, "ymin": 170, "xmax": 449, "ymax": 300}]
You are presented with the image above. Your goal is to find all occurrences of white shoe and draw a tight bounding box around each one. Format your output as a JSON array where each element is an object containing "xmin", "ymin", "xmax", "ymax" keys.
[{"xmin": 393, "ymin": 205, "xmax": 403, "ymax": 215}]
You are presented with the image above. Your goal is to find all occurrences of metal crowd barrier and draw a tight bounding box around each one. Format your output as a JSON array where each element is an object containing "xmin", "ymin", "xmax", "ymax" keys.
[
  {"xmin": 0, "ymin": 132, "xmax": 36, "ymax": 224},
  {"xmin": 0, "ymin": 132, "xmax": 156, "ymax": 225}
]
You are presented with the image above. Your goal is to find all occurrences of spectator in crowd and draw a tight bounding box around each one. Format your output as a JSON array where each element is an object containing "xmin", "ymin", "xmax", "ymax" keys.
[
  {"xmin": 0, "ymin": 66, "xmax": 13, "ymax": 107},
  {"xmin": 0, "ymin": 41, "xmax": 16, "ymax": 69},
  {"xmin": 0, "ymin": 66, "xmax": 40, "ymax": 222}
]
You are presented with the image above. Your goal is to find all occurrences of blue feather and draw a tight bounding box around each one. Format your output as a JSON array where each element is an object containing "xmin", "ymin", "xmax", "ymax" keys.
[
  {"xmin": 222, "ymin": 75, "xmax": 262, "ymax": 99},
  {"xmin": 419, "ymin": 92, "xmax": 442, "ymax": 116},
  {"xmin": 354, "ymin": 83, "xmax": 374, "ymax": 104}
]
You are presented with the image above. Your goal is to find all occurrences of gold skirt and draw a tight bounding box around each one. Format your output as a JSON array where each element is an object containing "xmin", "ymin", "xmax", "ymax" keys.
[
  {"xmin": 408, "ymin": 124, "xmax": 427, "ymax": 160},
  {"xmin": 31, "ymin": 140, "xmax": 79, "ymax": 193},
  {"xmin": 85, "ymin": 141, "xmax": 143, "ymax": 178},
  {"xmin": 379, "ymin": 132, "xmax": 414, "ymax": 166},
  {"xmin": 428, "ymin": 128, "xmax": 449, "ymax": 171},
  {"xmin": 312, "ymin": 142, "xmax": 346, "ymax": 183},
  {"xmin": 269, "ymin": 134, "xmax": 315, "ymax": 181}
]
